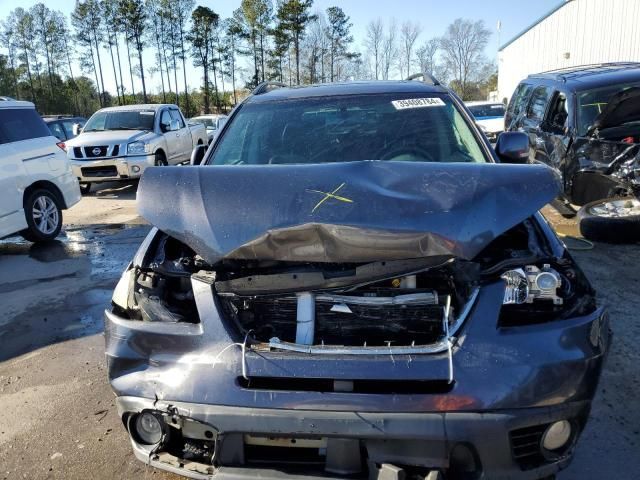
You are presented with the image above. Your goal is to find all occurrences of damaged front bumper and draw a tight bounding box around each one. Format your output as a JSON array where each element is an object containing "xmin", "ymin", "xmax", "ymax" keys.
[
  {"xmin": 118, "ymin": 396, "xmax": 590, "ymax": 480},
  {"xmin": 105, "ymin": 277, "xmax": 610, "ymax": 479}
]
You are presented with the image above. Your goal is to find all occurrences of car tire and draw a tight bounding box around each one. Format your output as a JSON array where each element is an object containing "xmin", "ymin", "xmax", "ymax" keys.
[
  {"xmin": 578, "ymin": 197, "xmax": 640, "ymax": 243},
  {"xmin": 19, "ymin": 188, "xmax": 63, "ymax": 242},
  {"xmin": 80, "ymin": 182, "xmax": 91, "ymax": 195},
  {"xmin": 155, "ymin": 151, "xmax": 168, "ymax": 166}
]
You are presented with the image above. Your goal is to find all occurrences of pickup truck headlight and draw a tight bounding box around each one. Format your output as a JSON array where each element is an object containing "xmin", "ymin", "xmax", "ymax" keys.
[{"xmin": 127, "ymin": 141, "xmax": 151, "ymax": 155}]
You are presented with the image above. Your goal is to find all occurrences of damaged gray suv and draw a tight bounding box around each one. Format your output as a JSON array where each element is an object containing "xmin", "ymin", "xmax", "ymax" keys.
[{"xmin": 105, "ymin": 80, "xmax": 609, "ymax": 480}]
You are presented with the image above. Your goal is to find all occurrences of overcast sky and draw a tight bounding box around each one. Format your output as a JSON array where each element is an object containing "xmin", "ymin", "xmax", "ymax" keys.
[{"xmin": 0, "ymin": 0, "xmax": 560, "ymax": 94}]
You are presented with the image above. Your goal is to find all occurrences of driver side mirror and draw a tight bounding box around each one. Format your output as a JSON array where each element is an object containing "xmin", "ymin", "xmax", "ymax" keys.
[
  {"xmin": 495, "ymin": 132, "xmax": 530, "ymax": 164},
  {"xmin": 72, "ymin": 123, "xmax": 82, "ymax": 136},
  {"xmin": 170, "ymin": 119, "xmax": 180, "ymax": 131},
  {"xmin": 160, "ymin": 121, "xmax": 171, "ymax": 133},
  {"xmin": 190, "ymin": 144, "xmax": 207, "ymax": 166}
]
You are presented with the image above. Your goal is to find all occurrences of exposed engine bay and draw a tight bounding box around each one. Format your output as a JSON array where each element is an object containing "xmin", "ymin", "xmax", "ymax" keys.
[{"xmin": 114, "ymin": 217, "xmax": 596, "ymax": 353}]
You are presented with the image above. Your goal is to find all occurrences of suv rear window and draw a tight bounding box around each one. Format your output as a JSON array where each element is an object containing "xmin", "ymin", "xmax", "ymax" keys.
[
  {"xmin": 210, "ymin": 94, "xmax": 486, "ymax": 165},
  {"xmin": 508, "ymin": 83, "xmax": 533, "ymax": 118},
  {"xmin": 0, "ymin": 108, "xmax": 52, "ymax": 144}
]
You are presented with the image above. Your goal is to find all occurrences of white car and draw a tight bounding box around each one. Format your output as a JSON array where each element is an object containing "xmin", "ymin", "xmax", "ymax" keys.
[
  {"xmin": 465, "ymin": 101, "xmax": 506, "ymax": 142},
  {"xmin": 189, "ymin": 114, "xmax": 228, "ymax": 144},
  {"xmin": 0, "ymin": 101, "xmax": 81, "ymax": 241}
]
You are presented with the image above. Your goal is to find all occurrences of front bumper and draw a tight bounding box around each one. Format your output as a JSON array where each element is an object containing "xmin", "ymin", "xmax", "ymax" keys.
[
  {"xmin": 70, "ymin": 154, "xmax": 155, "ymax": 182},
  {"xmin": 118, "ymin": 396, "xmax": 589, "ymax": 480},
  {"xmin": 105, "ymin": 278, "xmax": 610, "ymax": 479}
]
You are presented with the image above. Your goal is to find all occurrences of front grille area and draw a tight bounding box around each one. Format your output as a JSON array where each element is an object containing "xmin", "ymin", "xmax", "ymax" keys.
[
  {"xmin": 509, "ymin": 424, "xmax": 547, "ymax": 470},
  {"xmin": 84, "ymin": 145, "xmax": 109, "ymax": 158},
  {"xmin": 81, "ymin": 165, "xmax": 118, "ymax": 178},
  {"xmin": 219, "ymin": 290, "xmax": 446, "ymax": 347}
]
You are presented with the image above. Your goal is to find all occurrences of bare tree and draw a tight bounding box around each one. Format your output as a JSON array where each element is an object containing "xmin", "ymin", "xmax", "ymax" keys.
[
  {"xmin": 364, "ymin": 18, "xmax": 383, "ymax": 80},
  {"xmin": 380, "ymin": 19, "xmax": 396, "ymax": 80},
  {"xmin": 416, "ymin": 38, "xmax": 439, "ymax": 77},
  {"xmin": 399, "ymin": 20, "xmax": 421, "ymax": 78},
  {"xmin": 439, "ymin": 18, "xmax": 491, "ymax": 100}
]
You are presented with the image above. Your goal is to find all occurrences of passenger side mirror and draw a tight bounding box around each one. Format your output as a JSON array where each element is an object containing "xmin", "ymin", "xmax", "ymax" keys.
[
  {"xmin": 190, "ymin": 144, "xmax": 207, "ymax": 166},
  {"xmin": 495, "ymin": 132, "xmax": 530, "ymax": 164},
  {"xmin": 170, "ymin": 119, "xmax": 180, "ymax": 131},
  {"xmin": 72, "ymin": 123, "xmax": 82, "ymax": 136}
]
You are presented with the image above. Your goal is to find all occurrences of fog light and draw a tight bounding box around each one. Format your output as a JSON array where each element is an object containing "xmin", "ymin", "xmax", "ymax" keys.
[
  {"xmin": 134, "ymin": 412, "xmax": 163, "ymax": 445},
  {"xmin": 132, "ymin": 165, "xmax": 141, "ymax": 173},
  {"xmin": 542, "ymin": 420, "xmax": 572, "ymax": 451}
]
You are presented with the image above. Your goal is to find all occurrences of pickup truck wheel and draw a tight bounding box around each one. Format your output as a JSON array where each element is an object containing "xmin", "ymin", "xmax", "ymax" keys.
[
  {"xmin": 20, "ymin": 189, "xmax": 63, "ymax": 242},
  {"xmin": 154, "ymin": 151, "xmax": 168, "ymax": 166},
  {"xmin": 578, "ymin": 197, "xmax": 640, "ymax": 243},
  {"xmin": 79, "ymin": 183, "xmax": 91, "ymax": 195}
]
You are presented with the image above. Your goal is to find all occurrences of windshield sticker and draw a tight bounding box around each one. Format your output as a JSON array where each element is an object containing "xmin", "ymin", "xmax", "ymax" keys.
[{"xmin": 392, "ymin": 98, "xmax": 445, "ymax": 110}]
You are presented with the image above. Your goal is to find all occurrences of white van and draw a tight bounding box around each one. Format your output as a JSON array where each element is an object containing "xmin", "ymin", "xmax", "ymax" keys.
[{"xmin": 0, "ymin": 101, "xmax": 81, "ymax": 241}]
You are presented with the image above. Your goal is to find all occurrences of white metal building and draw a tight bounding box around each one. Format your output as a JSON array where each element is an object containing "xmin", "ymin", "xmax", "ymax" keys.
[{"xmin": 498, "ymin": 0, "xmax": 640, "ymax": 101}]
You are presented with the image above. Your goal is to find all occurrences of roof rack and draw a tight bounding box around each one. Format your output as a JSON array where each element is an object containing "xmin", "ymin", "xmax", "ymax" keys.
[
  {"xmin": 405, "ymin": 72, "xmax": 441, "ymax": 86},
  {"xmin": 251, "ymin": 81, "xmax": 287, "ymax": 96},
  {"xmin": 529, "ymin": 62, "xmax": 640, "ymax": 82}
]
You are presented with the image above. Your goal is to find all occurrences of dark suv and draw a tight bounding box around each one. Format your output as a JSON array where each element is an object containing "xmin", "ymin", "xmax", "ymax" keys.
[
  {"xmin": 506, "ymin": 63, "xmax": 640, "ymax": 241},
  {"xmin": 42, "ymin": 115, "xmax": 86, "ymax": 148},
  {"xmin": 106, "ymin": 80, "xmax": 608, "ymax": 480}
]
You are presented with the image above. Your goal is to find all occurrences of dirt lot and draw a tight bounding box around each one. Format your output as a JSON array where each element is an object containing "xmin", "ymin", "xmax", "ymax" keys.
[{"xmin": 0, "ymin": 182, "xmax": 638, "ymax": 479}]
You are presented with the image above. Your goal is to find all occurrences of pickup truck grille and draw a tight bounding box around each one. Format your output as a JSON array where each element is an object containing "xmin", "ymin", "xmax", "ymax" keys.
[
  {"xmin": 72, "ymin": 145, "xmax": 120, "ymax": 159},
  {"xmin": 84, "ymin": 146, "xmax": 109, "ymax": 158}
]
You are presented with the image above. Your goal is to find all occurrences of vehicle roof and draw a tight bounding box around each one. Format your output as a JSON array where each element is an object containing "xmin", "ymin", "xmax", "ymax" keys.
[
  {"xmin": 97, "ymin": 104, "xmax": 177, "ymax": 112},
  {"xmin": 191, "ymin": 114, "xmax": 227, "ymax": 118},
  {"xmin": 43, "ymin": 116, "xmax": 85, "ymax": 122},
  {"xmin": 526, "ymin": 63, "xmax": 640, "ymax": 91},
  {"xmin": 245, "ymin": 81, "xmax": 449, "ymax": 103},
  {"xmin": 465, "ymin": 101, "xmax": 504, "ymax": 106},
  {"xmin": 0, "ymin": 100, "xmax": 35, "ymax": 109}
]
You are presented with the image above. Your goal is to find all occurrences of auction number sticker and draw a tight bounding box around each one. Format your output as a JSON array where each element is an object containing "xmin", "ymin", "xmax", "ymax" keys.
[{"xmin": 392, "ymin": 97, "xmax": 445, "ymax": 110}]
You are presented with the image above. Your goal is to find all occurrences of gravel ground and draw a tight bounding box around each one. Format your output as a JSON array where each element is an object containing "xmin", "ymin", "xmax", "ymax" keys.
[{"xmin": 0, "ymin": 185, "xmax": 638, "ymax": 479}]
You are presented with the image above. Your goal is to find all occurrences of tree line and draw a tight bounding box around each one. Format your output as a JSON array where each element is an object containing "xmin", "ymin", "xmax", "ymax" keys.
[{"xmin": 0, "ymin": 0, "xmax": 497, "ymax": 118}]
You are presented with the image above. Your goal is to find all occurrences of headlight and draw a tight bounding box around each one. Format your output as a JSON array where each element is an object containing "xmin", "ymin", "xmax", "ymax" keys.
[
  {"xmin": 501, "ymin": 264, "xmax": 563, "ymax": 305},
  {"xmin": 127, "ymin": 141, "xmax": 151, "ymax": 155},
  {"xmin": 501, "ymin": 269, "xmax": 528, "ymax": 304}
]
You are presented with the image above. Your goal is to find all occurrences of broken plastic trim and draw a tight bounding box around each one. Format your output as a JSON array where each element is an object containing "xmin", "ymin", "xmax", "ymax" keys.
[{"xmin": 263, "ymin": 288, "xmax": 479, "ymax": 356}]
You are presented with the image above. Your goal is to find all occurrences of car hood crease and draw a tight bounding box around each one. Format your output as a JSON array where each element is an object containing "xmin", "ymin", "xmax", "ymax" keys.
[{"xmin": 137, "ymin": 160, "xmax": 561, "ymax": 265}]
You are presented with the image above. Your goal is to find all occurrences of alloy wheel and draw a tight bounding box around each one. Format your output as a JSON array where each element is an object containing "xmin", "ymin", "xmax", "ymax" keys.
[
  {"xmin": 588, "ymin": 198, "xmax": 640, "ymax": 218},
  {"xmin": 32, "ymin": 194, "xmax": 60, "ymax": 235}
]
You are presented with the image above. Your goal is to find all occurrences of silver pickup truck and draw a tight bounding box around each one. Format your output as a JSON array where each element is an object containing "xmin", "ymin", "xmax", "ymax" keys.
[{"xmin": 66, "ymin": 104, "xmax": 207, "ymax": 193}]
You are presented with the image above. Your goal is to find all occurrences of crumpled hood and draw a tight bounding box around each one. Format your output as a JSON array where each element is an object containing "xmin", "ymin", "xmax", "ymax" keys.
[
  {"xmin": 589, "ymin": 87, "xmax": 640, "ymax": 134},
  {"xmin": 137, "ymin": 161, "xmax": 560, "ymax": 264},
  {"xmin": 66, "ymin": 129, "xmax": 153, "ymax": 147}
]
